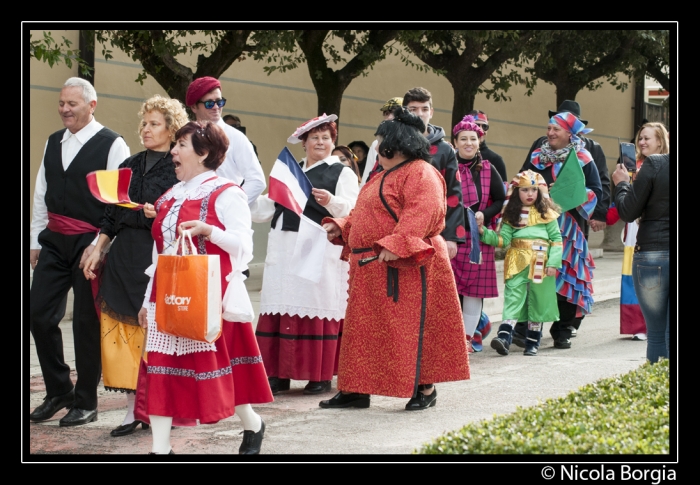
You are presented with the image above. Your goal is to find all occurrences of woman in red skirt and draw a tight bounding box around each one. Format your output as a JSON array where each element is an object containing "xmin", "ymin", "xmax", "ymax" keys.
[
  {"xmin": 251, "ymin": 114, "xmax": 359, "ymax": 396},
  {"xmin": 137, "ymin": 120, "xmax": 273, "ymax": 454}
]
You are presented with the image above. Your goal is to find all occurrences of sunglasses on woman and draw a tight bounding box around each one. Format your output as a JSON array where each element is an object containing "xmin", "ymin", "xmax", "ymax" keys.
[{"xmin": 197, "ymin": 98, "xmax": 227, "ymax": 109}]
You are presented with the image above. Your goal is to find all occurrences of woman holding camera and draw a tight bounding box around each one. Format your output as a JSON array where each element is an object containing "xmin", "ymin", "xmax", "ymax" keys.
[{"xmin": 610, "ymin": 122, "xmax": 670, "ymax": 360}]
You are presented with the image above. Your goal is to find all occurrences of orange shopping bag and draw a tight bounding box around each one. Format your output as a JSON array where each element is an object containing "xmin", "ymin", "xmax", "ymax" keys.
[{"xmin": 155, "ymin": 231, "xmax": 222, "ymax": 343}]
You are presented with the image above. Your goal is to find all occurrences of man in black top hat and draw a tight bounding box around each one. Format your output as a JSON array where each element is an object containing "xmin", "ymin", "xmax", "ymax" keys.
[{"xmin": 514, "ymin": 100, "xmax": 610, "ymax": 345}]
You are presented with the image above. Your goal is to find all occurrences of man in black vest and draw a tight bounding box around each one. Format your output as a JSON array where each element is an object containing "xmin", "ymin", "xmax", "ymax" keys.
[{"xmin": 29, "ymin": 77, "xmax": 130, "ymax": 426}]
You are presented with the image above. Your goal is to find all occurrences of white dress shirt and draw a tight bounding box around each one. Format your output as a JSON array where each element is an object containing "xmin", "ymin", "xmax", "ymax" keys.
[
  {"xmin": 215, "ymin": 118, "xmax": 266, "ymax": 206},
  {"xmin": 30, "ymin": 117, "xmax": 131, "ymax": 249}
]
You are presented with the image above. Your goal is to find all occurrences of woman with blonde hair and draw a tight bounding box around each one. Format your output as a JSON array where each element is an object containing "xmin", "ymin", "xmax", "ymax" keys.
[
  {"xmin": 82, "ymin": 94, "xmax": 189, "ymax": 437},
  {"xmin": 607, "ymin": 122, "xmax": 669, "ymax": 341},
  {"xmin": 612, "ymin": 121, "xmax": 670, "ymax": 363}
]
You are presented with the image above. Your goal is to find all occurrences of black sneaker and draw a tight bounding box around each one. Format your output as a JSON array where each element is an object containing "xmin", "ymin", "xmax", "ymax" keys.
[{"xmin": 554, "ymin": 338, "xmax": 572, "ymax": 349}]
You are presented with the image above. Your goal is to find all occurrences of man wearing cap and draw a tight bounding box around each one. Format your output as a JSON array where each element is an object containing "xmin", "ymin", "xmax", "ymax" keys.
[
  {"xmin": 361, "ymin": 97, "xmax": 403, "ymax": 186},
  {"xmin": 30, "ymin": 77, "xmax": 130, "ymax": 426},
  {"xmin": 513, "ymin": 100, "xmax": 610, "ymax": 345},
  {"xmin": 403, "ymin": 87, "xmax": 466, "ymax": 259},
  {"xmin": 468, "ymin": 109, "xmax": 507, "ymax": 181},
  {"xmin": 185, "ymin": 77, "xmax": 265, "ymax": 206}
]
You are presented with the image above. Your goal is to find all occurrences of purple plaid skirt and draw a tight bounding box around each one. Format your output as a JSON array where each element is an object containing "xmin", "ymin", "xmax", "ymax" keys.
[{"xmin": 451, "ymin": 237, "xmax": 499, "ymax": 298}]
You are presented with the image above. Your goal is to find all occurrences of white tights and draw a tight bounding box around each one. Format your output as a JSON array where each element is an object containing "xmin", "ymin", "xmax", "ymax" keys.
[
  {"xmin": 149, "ymin": 405, "xmax": 261, "ymax": 454},
  {"xmin": 122, "ymin": 393, "xmax": 135, "ymax": 426},
  {"xmin": 235, "ymin": 404, "xmax": 262, "ymax": 432},
  {"xmin": 462, "ymin": 296, "xmax": 483, "ymax": 338},
  {"xmin": 149, "ymin": 415, "xmax": 173, "ymax": 454}
]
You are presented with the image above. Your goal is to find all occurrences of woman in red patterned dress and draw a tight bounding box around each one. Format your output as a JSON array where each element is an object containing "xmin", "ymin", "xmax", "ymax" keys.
[
  {"xmin": 319, "ymin": 107, "xmax": 470, "ymax": 411},
  {"xmin": 137, "ymin": 121, "xmax": 272, "ymax": 454}
]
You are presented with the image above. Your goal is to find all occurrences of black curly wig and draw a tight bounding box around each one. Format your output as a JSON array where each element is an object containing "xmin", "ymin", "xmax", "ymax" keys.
[{"xmin": 374, "ymin": 106, "xmax": 432, "ymax": 164}]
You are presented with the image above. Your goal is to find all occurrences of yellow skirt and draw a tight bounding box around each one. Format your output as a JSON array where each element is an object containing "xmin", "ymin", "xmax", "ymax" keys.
[{"xmin": 100, "ymin": 307, "xmax": 145, "ymax": 392}]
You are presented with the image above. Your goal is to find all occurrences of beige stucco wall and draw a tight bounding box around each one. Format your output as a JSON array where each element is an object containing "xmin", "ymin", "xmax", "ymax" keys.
[{"xmin": 28, "ymin": 30, "xmax": 636, "ymax": 262}]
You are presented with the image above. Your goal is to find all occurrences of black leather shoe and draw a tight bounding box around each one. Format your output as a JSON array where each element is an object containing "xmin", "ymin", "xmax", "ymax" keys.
[
  {"xmin": 491, "ymin": 337, "xmax": 510, "ymax": 355},
  {"xmin": 268, "ymin": 377, "xmax": 290, "ymax": 395},
  {"xmin": 239, "ymin": 419, "xmax": 265, "ymax": 454},
  {"xmin": 110, "ymin": 420, "xmax": 150, "ymax": 437},
  {"xmin": 148, "ymin": 449, "xmax": 175, "ymax": 454},
  {"xmin": 30, "ymin": 389, "xmax": 74, "ymax": 422},
  {"xmin": 405, "ymin": 387, "xmax": 437, "ymax": 411},
  {"xmin": 303, "ymin": 380, "xmax": 332, "ymax": 395},
  {"xmin": 554, "ymin": 338, "xmax": 572, "ymax": 349},
  {"xmin": 319, "ymin": 391, "xmax": 370, "ymax": 409},
  {"xmin": 59, "ymin": 407, "xmax": 97, "ymax": 427}
]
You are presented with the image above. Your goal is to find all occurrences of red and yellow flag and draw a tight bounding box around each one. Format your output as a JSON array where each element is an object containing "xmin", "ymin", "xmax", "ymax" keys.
[{"xmin": 86, "ymin": 168, "xmax": 143, "ymax": 210}]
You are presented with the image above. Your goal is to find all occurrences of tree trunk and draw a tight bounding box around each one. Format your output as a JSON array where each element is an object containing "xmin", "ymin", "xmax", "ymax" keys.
[
  {"xmin": 315, "ymin": 80, "xmax": 346, "ymax": 139},
  {"xmin": 555, "ymin": 84, "xmax": 580, "ymax": 108},
  {"xmin": 449, "ymin": 82, "xmax": 479, "ymax": 141}
]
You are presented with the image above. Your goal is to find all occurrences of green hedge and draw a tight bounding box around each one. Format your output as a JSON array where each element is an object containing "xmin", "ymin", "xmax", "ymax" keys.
[{"xmin": 417, "ymin": 359, "xmax": 669, "ymax": 454}]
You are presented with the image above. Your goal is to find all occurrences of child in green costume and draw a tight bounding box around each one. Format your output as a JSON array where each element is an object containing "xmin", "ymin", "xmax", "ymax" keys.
[{"xmin": 479, "ymin": 170, "xmax": 562, "ymax": 356}]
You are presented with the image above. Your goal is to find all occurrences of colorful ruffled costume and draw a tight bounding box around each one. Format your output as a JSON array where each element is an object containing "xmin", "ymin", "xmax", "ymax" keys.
[{"xmin": 528, "ymin": 113, "xmax": 602, "ymax": 319}]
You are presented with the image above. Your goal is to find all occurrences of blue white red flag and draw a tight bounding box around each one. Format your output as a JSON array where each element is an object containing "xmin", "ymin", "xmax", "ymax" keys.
[{"xmin": 268, "ymin": 147, "xmax": 312, "ymax": 215}]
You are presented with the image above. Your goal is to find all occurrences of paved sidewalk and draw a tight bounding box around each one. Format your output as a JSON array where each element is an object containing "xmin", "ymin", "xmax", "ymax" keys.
[{"xmin": 26, "ymin": 251, "xmax": 638, "ymax": 459}]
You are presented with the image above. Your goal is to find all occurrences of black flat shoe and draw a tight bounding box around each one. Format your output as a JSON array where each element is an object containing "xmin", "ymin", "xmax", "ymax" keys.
[
  {"xmin": 59, "ymin": 407, "xmax": 97, "ymax": 427},
  {"xmin": 405, "ymin": 387, "xmax": 437, "ymax": 411},
  {"xmin": 319, "ymin": 391, "xmax": 370, "ymax": 409},
  {"xmin": 268, "ymin": 377, "xmax": 290, "ymax": 395},
  {"xmin": 110, "ymin": 420, "xmax": 150, "ymax": 437},
  {"xmin": 148, "ymin": 449, "xmax": 175, "ymax": 454},
  {"xmin": 303, "ymin": 380, "xmax": 332, "ymax": 395},
  {"xmin": 30, "ymin": 389, "xmax": 74, "ymax": 422},
  {"xmin": 239, "ymin": 419, "xmax": 265, "ymax": 455}
]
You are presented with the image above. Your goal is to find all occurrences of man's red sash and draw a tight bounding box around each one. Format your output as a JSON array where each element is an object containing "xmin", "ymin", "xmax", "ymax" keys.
[{"xmin": 46, "ymin": 212, "xmax": 102, "ymax": 315}]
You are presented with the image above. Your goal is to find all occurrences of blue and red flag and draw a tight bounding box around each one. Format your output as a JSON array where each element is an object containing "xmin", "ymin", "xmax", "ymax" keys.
[{"xmin": 268, "ymin": 147, "xmax": 312, "ymax": 215}]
